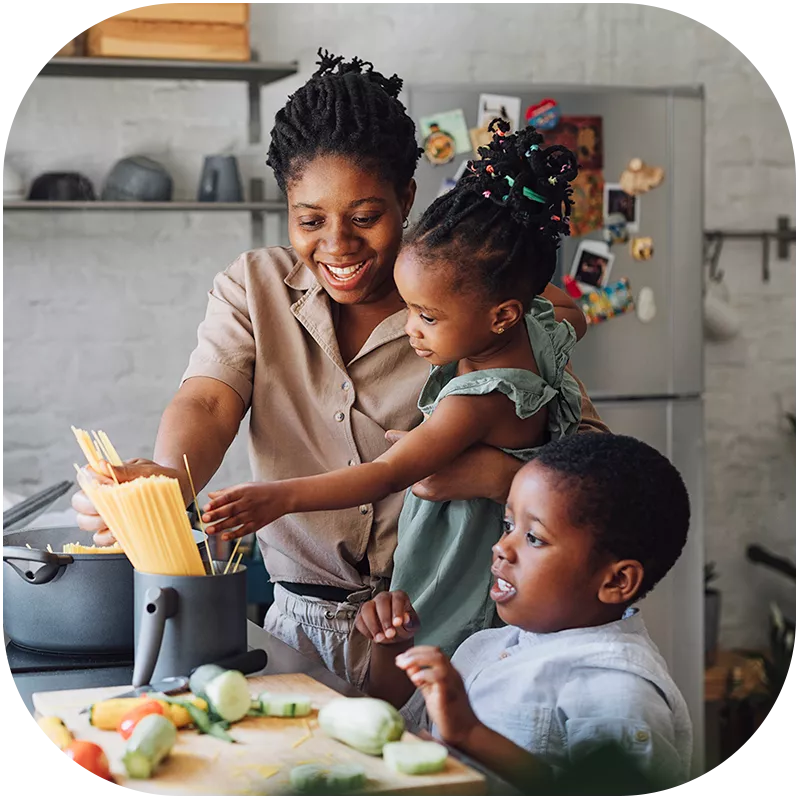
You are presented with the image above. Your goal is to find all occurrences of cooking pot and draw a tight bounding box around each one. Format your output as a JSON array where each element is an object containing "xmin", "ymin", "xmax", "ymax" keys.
[
  {"xmin": 27, "ymin": 172, "xmax": 96, "ymax": 201},
  {"xmin": 3, "ymin": 526, "xmax": 207, "ymax": 655},
  {"xmin": 102, "ymin": 156, "xmax": 173, "ymax": 202}
]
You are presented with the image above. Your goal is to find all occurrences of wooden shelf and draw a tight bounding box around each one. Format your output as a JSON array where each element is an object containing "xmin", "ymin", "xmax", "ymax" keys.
[
  {"xmin": 39, "ymin": 56, "xmax": 297, "ymax": 85},
  {"xmin": 3, "ymin": 201, "xmax": 286, "ymax": 212}
]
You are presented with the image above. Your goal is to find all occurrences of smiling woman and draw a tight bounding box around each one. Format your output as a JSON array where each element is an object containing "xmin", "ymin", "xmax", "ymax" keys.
[{"xmin": 71, "ymin": 49, "xmax": 608, "ymax": 688}]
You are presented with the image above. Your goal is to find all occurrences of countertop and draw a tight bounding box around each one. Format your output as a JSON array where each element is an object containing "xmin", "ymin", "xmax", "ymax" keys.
[{"xmin": 9, "ymin": 621, "xmax": 518, "ymax": 795}]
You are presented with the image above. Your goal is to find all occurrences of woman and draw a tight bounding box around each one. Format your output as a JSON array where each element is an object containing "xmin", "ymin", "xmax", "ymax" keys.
[{"xmin": 73, "ymin": 51, "xmax": 607, "ymax": 688}]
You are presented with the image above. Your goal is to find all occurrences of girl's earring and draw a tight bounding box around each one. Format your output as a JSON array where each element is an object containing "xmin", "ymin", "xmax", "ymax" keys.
[
  {"xmin": 497, "ymin": 327, "xmax": 505, "ymax": 334},
  {"xmin": 403, "ymin": 218, "xmax": 409, "ymax": 229}
]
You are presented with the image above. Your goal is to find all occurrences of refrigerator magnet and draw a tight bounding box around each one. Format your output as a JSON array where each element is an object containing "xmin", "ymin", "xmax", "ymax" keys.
[
  {"xmin": 619, "ymin": 158, "xmax": 665, "ymax": 196},
  {"xmin": 420, "ymin": 109, "xmax": 472, "ymax": 162},
  {"xmin": 570, "ymin": 240, "xmax": 615, "ymax": 292},
  {"xmin": 603, "ymin": 212, "xmax": 630, "ymax": 246},
  {"xmin": 422, "ymin": 124, "xmax": 456, "ymax": 165},
  {"xmin": 604, "ymin": 183, "xmax": 640, "ymax": 233},
  {"xmin": 631, "ymin": 236, "xmax": 654, "ymax": 261},
  {"xmin": 578, "ymin": 278, "xmax": 635, "ymax": 326},
  {"xmin": 636, "ymin": 287, "xmax": 657, "ymax": 323},
  {"xmin": 477, "ymin": 94, "xmax": 522, "ymax": 131},
  {"xmin": 525, "ymin": 98, "xmax": 561, "ymax": 130},
  {"xmin": 562, "ymin": 275, "xmax": 584, "ymax": 299}
]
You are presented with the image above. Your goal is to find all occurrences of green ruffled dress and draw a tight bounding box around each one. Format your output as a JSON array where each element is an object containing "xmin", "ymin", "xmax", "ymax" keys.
[{"xmin": 389, "ymin": 297, "xmax": 583, "ymax": 656}]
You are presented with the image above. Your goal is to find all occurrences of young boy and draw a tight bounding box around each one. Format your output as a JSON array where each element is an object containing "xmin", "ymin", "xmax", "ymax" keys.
[{"xmin": 356, "ymin": 433, "xmax": 693, "ymax": 791}]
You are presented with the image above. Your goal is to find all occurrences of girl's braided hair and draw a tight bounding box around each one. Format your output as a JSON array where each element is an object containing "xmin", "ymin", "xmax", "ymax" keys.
[
  {"xmin": 267, "ymin": 49, "xmax": 422, "ymax": 193},
  {"xmin": 407, "ymin": 118, "xmax": 578, "ymax": 305}
]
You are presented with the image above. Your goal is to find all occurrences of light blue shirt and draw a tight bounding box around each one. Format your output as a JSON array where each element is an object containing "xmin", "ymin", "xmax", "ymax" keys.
[{"xmin": 401, "ymin": 610, "xmax": 692, "ymax": 788}]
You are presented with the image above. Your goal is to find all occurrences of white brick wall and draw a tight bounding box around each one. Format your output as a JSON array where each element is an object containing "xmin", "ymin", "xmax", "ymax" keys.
[{"xmin": 3, "ymin": 4, "xmax": 794, "ymax": 648}]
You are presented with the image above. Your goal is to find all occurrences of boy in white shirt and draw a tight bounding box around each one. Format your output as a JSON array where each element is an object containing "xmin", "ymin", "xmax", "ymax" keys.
[{"xmin": 356, "ymin": 433, "xmax": 693, "ymax": 791}]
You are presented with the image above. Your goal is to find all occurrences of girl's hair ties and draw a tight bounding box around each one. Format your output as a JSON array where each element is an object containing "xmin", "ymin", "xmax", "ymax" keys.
[
  {"xmin": 503, "ymin": 174, "xmax": 547, "ymax": 204},
  {"xmin": 526, "ymin": 144, "xmax": 539, "ymax": 156}
]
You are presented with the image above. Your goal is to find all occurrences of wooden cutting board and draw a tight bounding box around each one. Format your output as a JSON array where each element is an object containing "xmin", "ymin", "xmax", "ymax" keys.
[{"xmin": 33, "ymin": 673, "xmax": 486, "ymax": 795}]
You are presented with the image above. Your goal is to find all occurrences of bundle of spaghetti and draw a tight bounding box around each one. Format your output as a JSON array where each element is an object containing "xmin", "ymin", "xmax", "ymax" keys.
[
  {"xmin": 63, "ymin": 542, "xmax": 125, "ymax": 554},
  {"xmin": 75, "ymin": 471, "xmax": 205, "ymax": 577},
  {"xmin": 71, "ymin": 427, "xmax": 123, "ymax": 471}
]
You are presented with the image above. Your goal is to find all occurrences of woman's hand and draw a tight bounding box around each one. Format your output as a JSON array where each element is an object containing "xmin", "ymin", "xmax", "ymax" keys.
[
  {"xmin": 202, "ymin": 482, "xmax": 289, "ymax": 540},
  {"xmin": 385, "ymin": 431, "xmax": 521, "ymax": 505},
  {"xmin": 355, "ymin": 590, "xmax": 420, "ymax": 645},
  {"xmin": 395, "ymin": 646, "xmax": 480, "ymax": 747},
  {"xmin": 71, "ymin": 459, "xmax": 180, "ymax": 545}
]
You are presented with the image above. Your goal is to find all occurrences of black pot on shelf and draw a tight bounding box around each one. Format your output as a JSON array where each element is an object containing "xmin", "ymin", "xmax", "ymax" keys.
[
  {"xmin": 27, "ymin": 172, "xmax": 95, "ymax": 201},
  {"xmin": 102, "ymin": 156, "xmax": 173, "ymax": 201}
]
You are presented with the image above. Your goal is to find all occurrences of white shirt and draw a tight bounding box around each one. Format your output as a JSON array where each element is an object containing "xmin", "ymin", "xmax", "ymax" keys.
[{"xmin": 401, "ymin": 610, "xmax": 692, "ymax": 788}]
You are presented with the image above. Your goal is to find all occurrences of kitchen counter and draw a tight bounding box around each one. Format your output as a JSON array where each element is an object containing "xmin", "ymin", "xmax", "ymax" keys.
[{"xmin": 8, "ymin": 621, "xmax": 518, "ymax": 795}]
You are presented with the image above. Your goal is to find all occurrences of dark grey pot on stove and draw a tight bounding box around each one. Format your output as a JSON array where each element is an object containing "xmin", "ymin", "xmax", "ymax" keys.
[
  {"xmin": 133, "ymin": 562, "xmax": 247, "ymax": 686},
  {"xmin": 3, "ymin": 527, "xmax": 134, "ymax": 654}
]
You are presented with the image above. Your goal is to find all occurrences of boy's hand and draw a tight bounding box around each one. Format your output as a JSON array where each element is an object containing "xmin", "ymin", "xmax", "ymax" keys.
[
  {"xmin": 202, "ymin": 482, "xmax": 288, "ymax": 540},
  {"xmin": 355, "ymin": 591, "xmax": 420, "ymax": 645},
  {"xmin": 395, "ymin": 646, "xmax": 480, "ymax": 747}
]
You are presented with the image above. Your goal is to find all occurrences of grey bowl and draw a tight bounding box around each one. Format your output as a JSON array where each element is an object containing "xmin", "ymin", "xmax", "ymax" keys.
[{"xmin": 102, "ymin": 156, "xmax": 173, "ymax": 202}]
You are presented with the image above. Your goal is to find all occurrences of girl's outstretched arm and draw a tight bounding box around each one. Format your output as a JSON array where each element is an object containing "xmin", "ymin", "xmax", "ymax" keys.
[{"xmin": 542, "ymin": 282, "xmax": 588, "ymax": 341}]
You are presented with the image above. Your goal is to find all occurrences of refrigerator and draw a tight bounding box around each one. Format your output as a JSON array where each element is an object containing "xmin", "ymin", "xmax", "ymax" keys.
[{"xmin": 406, "ymin": 84, "xmax": 705, "ymax": 773}]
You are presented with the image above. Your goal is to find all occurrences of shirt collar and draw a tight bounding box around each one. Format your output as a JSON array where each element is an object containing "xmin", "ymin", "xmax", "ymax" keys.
[
  {"xmin": 515, "ymin": 608, "xmax": 645, "ymax": 647},
  {"xmin": 284, "ymin": 257, "xmax": 317, "ymax": 291}
]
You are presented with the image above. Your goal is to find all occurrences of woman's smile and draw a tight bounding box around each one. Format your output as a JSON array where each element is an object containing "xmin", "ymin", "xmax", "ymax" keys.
[{"xmin": 317, "ymin": 257, "xmax": 374, "ymax": 291}]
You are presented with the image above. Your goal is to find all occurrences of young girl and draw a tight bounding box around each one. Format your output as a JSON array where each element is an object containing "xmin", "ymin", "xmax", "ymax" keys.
[
  {"xmin": 356, "ymin": 433, "xmax": 693, "ymax": 792},
  {"xmin": 203, "ymin": 118, "xmax": 584, "ymax": 656}
]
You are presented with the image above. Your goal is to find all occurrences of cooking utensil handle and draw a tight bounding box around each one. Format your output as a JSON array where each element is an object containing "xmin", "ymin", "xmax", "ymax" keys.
[
  {"xmin": 133, "ymin": 586, "xmax": 178, "ymax": 688},
  {"xmin": 3, "ymin": 546, "xmax": 73, "ymax": 585},
  {"xmin": 211, "ymin": 648, "xmax": 268, "ymax": 676}
]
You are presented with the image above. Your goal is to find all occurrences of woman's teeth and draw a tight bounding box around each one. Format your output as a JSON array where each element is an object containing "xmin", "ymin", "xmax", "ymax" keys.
[{"xmin": 322, "ymin": 260, "xmax": 367, "ymax": 281}]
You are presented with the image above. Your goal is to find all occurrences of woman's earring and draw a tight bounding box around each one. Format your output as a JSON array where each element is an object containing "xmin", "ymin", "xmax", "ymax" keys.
[{"xmin": 403, "ymin": 218, "xmax": 409, "ymax": 229}]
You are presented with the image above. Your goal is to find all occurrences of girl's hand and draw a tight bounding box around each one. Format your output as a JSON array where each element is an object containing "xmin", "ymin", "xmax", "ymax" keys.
[
  {"xmin": 202, "ymin": 482, "xmax": 287, "ymax": 540},
  {"xmin": 395, "ymin": 646, "xmax": 480, "ymax": 747},
  {"xmin": 355, "ymin": 591, "xmax": 420, "ymax": 645}
]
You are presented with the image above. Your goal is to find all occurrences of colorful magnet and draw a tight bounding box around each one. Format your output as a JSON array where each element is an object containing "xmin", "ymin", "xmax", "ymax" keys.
[
  {"xmin": 636, "ymin": 287, "xmax": 657, "ymax": 323},
  {"xmin": 631, "ymin": 236, "xmax": 654, "ymax": 261},
  {"xmin": 420, "ymin": 109, "xmax": 471, "ymax": 161},
  {"xmin": 562, "ymin": 275, "xmax": 584, "ymax": 299},
  {"xmin": 604, "ymin": 183, "xmax": 640, "ymax": 233},
  {"xmin": 478, "ymin": 94, "xmax": 522, "ymax": 131},
  {"xmin": 538, "ymin": 116, "xmax": 603, "ymax": 170},
  {"xmin": 568, "ymin": 170, "xmax": 605, "ymax": 237},
  {"xmin": 603, "ymin": 212, "xmax": 630, "ymax": 246},
  {"xmin": 578, "ymin": 278, "xmax": 636, "ymax": 326},
  {"xmin": 423, "ymin": 124, "xmax": 456, "ymax": 165},
  {"xmin": 619, "ymin": 158, "xmax": 665, "ymax": 196},
  {"xmin": 525, "ymin": 98, "xmax": 561, "ymax": 130},
  {"xmin": 570, "ymin": 240, "xmax": 615, "ymax": 291}
]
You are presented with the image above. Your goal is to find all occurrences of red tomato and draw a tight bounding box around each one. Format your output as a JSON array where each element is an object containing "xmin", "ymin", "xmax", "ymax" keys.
[
  {"xmin": 64, "ymin": 740, "xmax": 114, "ymax": 782},
  {"xmin": 117, "ymin": 700, "xmax": 166, "ymax": 740}
]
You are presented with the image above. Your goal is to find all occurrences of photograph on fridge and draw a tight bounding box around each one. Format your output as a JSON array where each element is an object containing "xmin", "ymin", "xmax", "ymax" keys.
[
  {"xmin": 604, "ymin": 183, "xmax": 640, "ymax": 232},
  {"xmin": 570, "ymin": 240, "xmax": 615, "ymax": 290}
]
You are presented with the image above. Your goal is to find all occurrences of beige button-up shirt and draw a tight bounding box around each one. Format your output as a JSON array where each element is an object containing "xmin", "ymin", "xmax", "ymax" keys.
[{"xmin": 183, "ymin": 247, "xmax": 608, "ymax": 590}]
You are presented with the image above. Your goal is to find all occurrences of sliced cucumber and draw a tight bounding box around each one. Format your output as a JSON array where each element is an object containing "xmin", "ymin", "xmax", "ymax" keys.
[
  {"xmin": 382, "ymin": 741, "xmax": 448, "ymax": 775},
  {"xmin": 188, "ymin": 663, "xmax": 226, "ymax": 699},
  {"xmin": 289, "ymin": 763, "xmax": 366, "ymax": 794},
  {"xmin": 204, "ymin": 670, "xmax": 252, "ymax": 722},
  {"xmin": 258, "ymin": 692, "xmax": 312, "ymax": 718}
]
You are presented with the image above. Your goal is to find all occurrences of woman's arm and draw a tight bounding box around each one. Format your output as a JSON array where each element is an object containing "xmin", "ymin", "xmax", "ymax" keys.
[{"xmin": 542, "ymin": 282, "xmax": 588, "ymax": 341}]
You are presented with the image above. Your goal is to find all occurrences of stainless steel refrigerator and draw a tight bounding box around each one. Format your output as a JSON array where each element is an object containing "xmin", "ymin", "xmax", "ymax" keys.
[{"xmin": 406, "ymin": 84, "xmax": 705, "ymax": 772}]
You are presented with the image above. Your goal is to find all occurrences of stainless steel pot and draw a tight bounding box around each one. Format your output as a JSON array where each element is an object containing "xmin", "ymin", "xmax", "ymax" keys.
[{"xmin": 3, "ymin": 526, "xmax": 209, "ymax": 655}]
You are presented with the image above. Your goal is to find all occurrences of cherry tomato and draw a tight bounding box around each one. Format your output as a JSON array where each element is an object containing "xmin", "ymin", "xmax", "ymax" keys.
[
  {"xmin": 64, "ymin": 740, "xmax": 114, "ymax": 782},
  {"xmin": 117, "ymin": 699, "xmax": 167, "ymax": 739}
]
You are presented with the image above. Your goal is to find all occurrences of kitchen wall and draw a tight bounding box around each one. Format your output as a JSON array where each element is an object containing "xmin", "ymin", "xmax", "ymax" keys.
[{"xmin": 3, "ymin": 4, "xmax": 794, "ymax": 648}]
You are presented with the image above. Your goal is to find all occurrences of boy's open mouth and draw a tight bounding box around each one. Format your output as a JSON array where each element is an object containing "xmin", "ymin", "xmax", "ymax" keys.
[{"xmin": 490, "ymin": 574, "xmax": 517, "ymax": 604}]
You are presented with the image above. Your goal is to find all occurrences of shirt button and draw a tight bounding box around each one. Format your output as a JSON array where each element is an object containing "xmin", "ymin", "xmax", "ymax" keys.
[
  {"xmin": 341, "ymin": 381, "xmax": 351, "ymax": 391},
  {"xmin": 348, "ymin": 459, "xmax": 357, "ymax": 467},
  {"xmin": 635, "ymin": 730, "xmax": 650, "ymax": 743},
  {"xmin": 359, "ymin": 505, "xmax": 369, "ymax": 515},
  {"xmin": 499, "ymin": 651, "xmax": 510, "ymax": 659},
  {"xmin": 335, "ymin": 411, "xmax": 345, "ymax": 422}
]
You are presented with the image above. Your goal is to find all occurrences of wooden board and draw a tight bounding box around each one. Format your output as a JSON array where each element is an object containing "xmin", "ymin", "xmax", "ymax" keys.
[
  {"xmin": 86, "ymin": 20, "xmax": 250, "ymax": 62},
  {"xmin": 34, "ymin": 673, "xmax": 486, "ymax": 795},
  {"xmin": 116, "ymin": 4, "xmax": 249, "ymax": 25}
]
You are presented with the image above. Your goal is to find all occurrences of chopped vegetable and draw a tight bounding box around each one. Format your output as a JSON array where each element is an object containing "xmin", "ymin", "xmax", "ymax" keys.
[
  {"xmin": 317, "ymin": 697, "xmax": 404, "ymax": 755},
  {"xmin": 204, "ymin": 670, "xmax": 252, "ymax": 722},
  {"xmin": 118, "ymin": 700, "xmax": 166, "ymax": 740},
  {"xmin": 37, "ymin": 716, "xmax": 73, "ymax": 750},
  {"xmin": 258, "ymin": 692, "xmax": 312, "ymax": 718},
  {"xmin": 290, "ymin": 763, "xmax": 366, "ymax": 794},
  {"xmin": 188, "ymin": 663, "xmax": 226, "ymax": 699},
  {"xmin": 167, "ymin": 697, "xmax": 234, "ymax": 743},
  {"xmin": 382, "ymin": 741, "xmax": 448, "ymax": 775},
  {"xmin": 64, "ymin": 740, "xmax": 114, "ymax": 782},
  {"xmin": 122, "ymin": 714, "xmax": 177, "ymax": 780},
  {"xmin": 89, "ymin": 696, "xmax": 207, "ymax": 730}
]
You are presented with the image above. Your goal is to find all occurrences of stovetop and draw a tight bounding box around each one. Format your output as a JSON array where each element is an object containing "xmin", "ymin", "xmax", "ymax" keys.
[{"xmin": 5, "ymin": 640, "xmax": 134, "ymax": 674}]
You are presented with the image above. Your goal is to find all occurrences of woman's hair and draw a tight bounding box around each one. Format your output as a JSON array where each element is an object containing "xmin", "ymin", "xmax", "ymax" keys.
[
  {"xmin": 267, "ymin": 49, "xmax": 422, "ymax": 194},
  {"xmin": 406, "ymin": 118, "xmax": 578, "ymax": 306},
  {"xmin": 533, "ymin": 433, "xmax": 691, "ymax": 601}
]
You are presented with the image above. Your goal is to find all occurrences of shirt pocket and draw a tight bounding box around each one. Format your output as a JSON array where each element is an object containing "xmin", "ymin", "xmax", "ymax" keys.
[{"xmin": 478, "ymin": 706, "xmax": 554, "ymax": 756}]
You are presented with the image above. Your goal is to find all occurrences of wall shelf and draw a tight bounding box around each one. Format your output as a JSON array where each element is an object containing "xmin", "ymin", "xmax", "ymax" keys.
[{"xmin": 3, "ymin": 200, "xmax": 286, "ymax": 212}]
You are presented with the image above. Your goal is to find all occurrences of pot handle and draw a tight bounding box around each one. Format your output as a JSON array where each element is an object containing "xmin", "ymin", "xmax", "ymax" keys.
[
  {"xmin": 133, "ymin": 586, "xmax": 178, "ymax": 688},
  {"xmin": 3, "ymin": 546, "xmax": 73, "ymax": 585}
]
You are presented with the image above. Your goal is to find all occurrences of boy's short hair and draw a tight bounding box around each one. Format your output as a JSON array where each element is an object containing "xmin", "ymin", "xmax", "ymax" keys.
[{"xmin": 534, "ymin": 433, "xmax": 690, "ymax": 600}]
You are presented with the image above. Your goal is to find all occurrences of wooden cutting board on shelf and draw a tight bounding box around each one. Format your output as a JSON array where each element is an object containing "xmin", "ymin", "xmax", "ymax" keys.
[{"xmin": 33, "ymin": 673, "xmax": 486, "ymax": 795}]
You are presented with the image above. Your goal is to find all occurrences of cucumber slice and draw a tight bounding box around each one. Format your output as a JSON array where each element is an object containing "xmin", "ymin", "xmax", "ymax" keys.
[
  {"xmin": 289, "ymin": 763, "xmax": 367, "ymax": 794},
  {"xmin": 382, "ymin": 741, "xmax": 448, "ymax": 775},
  {"xmin": 258, "ymin": 692, "xmax": 313, "ymax": 718},
  {"xmin": 290, "ymin": 764, "xmax": 329, "ymax": 794},
  {"xmin": 204, "ymin": 670, "xmax": 252, "ymax": 722},
  {"xmin": 188, "ymin": 664, "xmax": 226, "ymax": 699}
]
